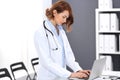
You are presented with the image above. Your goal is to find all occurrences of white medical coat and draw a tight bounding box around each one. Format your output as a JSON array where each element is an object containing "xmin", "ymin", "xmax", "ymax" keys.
[{"xmin": 34, "ymin": 20, "xmax": 82, "ymax": 80}]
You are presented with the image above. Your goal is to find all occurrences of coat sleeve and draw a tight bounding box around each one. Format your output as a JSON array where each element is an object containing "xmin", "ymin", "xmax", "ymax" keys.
[
  {"xmin": 62, "ymin": 30, "xmax": 83, "ymax": 72},
  {"xmin": 34, "ymin": 28, "xmax": 71, "ymax": 78}
]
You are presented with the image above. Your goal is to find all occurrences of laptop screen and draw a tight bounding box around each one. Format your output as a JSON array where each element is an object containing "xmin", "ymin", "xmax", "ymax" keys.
[{"xmin": 88, "ymin": 57, "xmax": 106, "ymax": 80}]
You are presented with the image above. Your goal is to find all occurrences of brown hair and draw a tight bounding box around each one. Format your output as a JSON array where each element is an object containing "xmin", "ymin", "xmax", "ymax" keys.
[{"xmin": 46, "ymin": 0, "xmax": 74, "ymax": 32}]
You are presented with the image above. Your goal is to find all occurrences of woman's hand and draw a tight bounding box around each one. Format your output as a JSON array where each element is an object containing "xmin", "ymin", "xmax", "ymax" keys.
[
  {"xmin": 69, "ymin": 71, "xmax": 89, "ymax": 79},
  {"xmin": 78, "ymin": 70, "xmax": 91, "ymax": 76}
]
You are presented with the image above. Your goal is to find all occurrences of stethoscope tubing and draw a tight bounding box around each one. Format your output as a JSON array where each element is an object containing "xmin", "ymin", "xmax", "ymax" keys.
[
  {"xmin": 43, "ymin": 20, "xmax": 54, "ymax": 36},
  {"xmin": 43, "ymin": 20, "xmax": 58, "ymax": 51}
]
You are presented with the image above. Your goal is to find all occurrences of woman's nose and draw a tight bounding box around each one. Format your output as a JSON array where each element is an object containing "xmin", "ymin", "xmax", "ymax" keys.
[{"xmin": 63, "ymin": 19, "xmax": 66, "ymax": 23}]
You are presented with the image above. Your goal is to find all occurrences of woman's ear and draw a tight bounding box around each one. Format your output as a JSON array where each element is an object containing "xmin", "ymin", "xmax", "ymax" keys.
[{"xmin": 53, "ymin": 10, "xmax": 57, "ymax": 16}]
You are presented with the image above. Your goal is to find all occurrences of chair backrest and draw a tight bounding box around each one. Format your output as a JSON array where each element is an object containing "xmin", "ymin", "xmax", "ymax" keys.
[
  {"xmin": 0, "ymin": 68, "xmax": 12, "ymax": 80},
  {"xmin": 31, "ymin": 57, "xmax": 39, "ymax": 80},
  {"xmin": 31, "ymin": 57, "xmax": 39, "ymax": 71},
  {"xmin": 10, "ymin": 62, "xmax": 31, "ymax": 80}
]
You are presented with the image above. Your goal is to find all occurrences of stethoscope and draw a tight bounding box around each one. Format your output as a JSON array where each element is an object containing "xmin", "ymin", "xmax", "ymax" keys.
[{"xmin": 43, "ymin": 20, "xmax": 58, "ymax": 51}]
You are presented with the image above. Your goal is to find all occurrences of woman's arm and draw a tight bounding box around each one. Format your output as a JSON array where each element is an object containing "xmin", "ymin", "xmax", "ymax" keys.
[{"xmin": 61, "ymin": 30, "xmax": 82, "ymax": 72}]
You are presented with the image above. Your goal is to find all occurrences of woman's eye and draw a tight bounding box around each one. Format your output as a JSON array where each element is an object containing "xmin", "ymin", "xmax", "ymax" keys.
[{"xmin": 62, "ymin": 16, "xmax": 66, "ymax": 18}]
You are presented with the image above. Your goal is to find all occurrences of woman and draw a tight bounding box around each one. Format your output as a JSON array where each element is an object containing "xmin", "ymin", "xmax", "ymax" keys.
[{"xmin": 34, "ymin": 0, "xmax": 90, "ymax": 80}]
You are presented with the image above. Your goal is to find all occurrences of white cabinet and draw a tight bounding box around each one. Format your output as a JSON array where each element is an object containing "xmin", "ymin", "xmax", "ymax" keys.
[{"xmin": 96, "ymin": 8, "xmax": 120, "ymax": 76}]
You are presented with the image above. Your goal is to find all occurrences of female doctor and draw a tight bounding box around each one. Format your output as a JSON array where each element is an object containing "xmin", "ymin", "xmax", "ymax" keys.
[{"xmin": 34, "ymin": 0, "xmax": 90, "ymax": 80}]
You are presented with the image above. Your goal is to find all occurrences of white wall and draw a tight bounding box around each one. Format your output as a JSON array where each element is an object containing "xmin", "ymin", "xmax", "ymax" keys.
[
  {"xmin": 43, "ymin": 0, "xmax": 52, "ymax": 20},
  {"xmin": 0, "ymin": 0, "xmax": 51, "ymax": 79}
]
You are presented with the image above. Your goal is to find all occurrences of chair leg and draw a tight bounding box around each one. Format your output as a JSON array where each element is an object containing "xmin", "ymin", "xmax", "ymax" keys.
[
  {"xmin": 33, "ymin": 73, "xmax": 37, "ymax": 80},
  {"xmin": 26, "ymin": 75, "xmax": 32, "ymax": 80}
]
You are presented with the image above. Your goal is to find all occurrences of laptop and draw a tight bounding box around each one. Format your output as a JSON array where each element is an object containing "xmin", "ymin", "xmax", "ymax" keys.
[{"xmin": 69, "ymin": 57, "xmax": 106, "ymax": 80}]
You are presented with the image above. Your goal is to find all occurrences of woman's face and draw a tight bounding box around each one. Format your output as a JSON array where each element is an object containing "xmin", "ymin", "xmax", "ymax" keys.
[{"xmin": 53, "ymin": 10, "xmax": 69, "ymax": 26}]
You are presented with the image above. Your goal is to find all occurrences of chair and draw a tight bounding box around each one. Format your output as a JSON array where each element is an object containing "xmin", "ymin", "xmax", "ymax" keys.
[
  {"xmin": 31, "ymin": 57, "xmax": 39, "ymax": 80},
  {"xmin": 10, "ymin": 62, "xmax": 31, "ymax": 80},
  {"xmin": 0, "ymin": 68, "xmax": 12, "ymax": 80}
]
